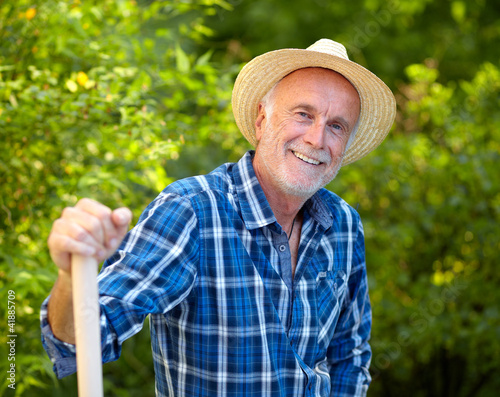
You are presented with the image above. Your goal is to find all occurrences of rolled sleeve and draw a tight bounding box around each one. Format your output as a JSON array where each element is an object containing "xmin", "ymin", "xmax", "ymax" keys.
[{"xmin": 40, "ymin": 297, "xmax": 77, "ymax": 378}]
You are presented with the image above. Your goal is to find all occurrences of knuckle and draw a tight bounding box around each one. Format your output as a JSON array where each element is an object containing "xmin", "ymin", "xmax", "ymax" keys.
[
  {"xmin": 77, "ymin": 198, "xmax": 92, "ymax": 207},
  {"xmin": 51, "ymin": 218, "xmax": 64, "ymax": 232},
  {"xmin": 61, "ymin": 207, "xmax": 75, "ymax": 218},
  {"xmin": 88, "ymin": 217, "xmax": 103, "ymax": 236},
  {"xmin": 49, "ymin": 234, "xmax": 71, "ymax": 253},
  {"xmin": 77, "ymin": 198, "xmax": 112, "ymax": 218},
  {"xmin": 73, "ymin": 228, "xmax": 88, "ymax": 242},
  {"xmin": 97, "ymin": 207, "xmax": 112, "ymax": 220},
  {"xmin": 48, "ymin": 229, "xmax": 67, "ymax": 250},
  {"xmin": 58, "ymin": 237, "xmax": 71, "ymax": 251}
]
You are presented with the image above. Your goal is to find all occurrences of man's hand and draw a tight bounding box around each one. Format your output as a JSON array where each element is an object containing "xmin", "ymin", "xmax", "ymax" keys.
[
  {"xmin": 48, "ymin": 198, "xmax": 133, "ymax": 273},
  {"xmin": 46, "ymin": 198, "xmax": 132, "ymax": 343}
]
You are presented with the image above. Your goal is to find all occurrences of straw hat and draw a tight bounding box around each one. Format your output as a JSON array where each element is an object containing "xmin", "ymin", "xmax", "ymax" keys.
[{"xmin": 231, "ymin": 39, "xmax": 396, "ymax": 165}]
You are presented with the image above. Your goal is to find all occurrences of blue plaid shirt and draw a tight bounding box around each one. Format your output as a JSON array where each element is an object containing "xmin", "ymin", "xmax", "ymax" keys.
[{"xmin": 41, "ymin": 151, "xmax": 372, "ymax": 396}]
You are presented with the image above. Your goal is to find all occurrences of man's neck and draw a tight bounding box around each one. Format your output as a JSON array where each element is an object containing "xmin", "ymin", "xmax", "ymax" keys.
[
  {"xmin": 264, "ymin": 186, "xmax": 305, "ymax": 231},
  {"xmin": 252, "ymin": 160, "xmax": 307, "ymax": 233}
]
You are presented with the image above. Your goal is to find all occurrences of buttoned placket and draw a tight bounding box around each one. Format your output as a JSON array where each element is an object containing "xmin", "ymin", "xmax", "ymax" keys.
[
  {"xmin": 268, "ymin": 228, "xmax": 293, "ymax": 332},
  {"xmin": 274, "ymin": 231, "xmax": 293, "ymax": 291}
]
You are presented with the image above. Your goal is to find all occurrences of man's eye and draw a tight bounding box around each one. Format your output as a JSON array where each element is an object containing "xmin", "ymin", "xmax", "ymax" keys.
[{"xmin": 298, "ymin": 112, "xmax": 309, "ymax": 118}]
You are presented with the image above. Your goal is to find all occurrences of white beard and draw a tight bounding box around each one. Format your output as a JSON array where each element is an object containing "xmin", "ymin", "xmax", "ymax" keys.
[{"xmin": 256, "ymin": 125, "xmax": 344, "ymax": 199}]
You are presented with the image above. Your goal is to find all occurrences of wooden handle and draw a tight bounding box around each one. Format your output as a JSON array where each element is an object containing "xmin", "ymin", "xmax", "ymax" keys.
[{"xmin": 71, "ymin": 254, "xmax": 104, "ymax": 397}]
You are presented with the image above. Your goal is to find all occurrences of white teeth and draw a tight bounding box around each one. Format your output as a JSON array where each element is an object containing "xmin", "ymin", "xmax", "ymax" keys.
[{"xmin": 292, "ymin": 151, "xmax": 320, "ymax": 165}]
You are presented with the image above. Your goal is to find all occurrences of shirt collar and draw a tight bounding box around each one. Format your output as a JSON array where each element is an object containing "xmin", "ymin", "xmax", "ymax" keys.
[
  {"xmin": 233, "ymin": 151, "xmax": 276, "ymax": 230},
  {"xmin": 304, "ymin": 193, "xmax": 334, "ymax": 231},
  {"xmin": 233, "ymin": 151, "xmax": 333, "ymax": 231}
]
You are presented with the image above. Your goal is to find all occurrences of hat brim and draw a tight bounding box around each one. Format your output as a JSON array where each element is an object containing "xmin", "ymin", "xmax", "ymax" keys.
[{"xmin": 231, "ymin": 48, "xmax": 396, "ymax": 165}]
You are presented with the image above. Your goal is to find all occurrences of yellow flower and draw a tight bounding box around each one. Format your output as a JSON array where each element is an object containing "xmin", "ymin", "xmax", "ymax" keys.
[
  {"xmin": 76, "ymin": 71, "xmax": 89, "ymax": 87},
  {"xmin": 25, "ymin": 8, "xmax": 36, "ymax": 20}
]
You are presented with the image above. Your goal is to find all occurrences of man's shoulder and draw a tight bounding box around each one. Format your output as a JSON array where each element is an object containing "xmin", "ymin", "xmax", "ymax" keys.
[
  {"xmin": 160, "ymin": 161, "xmax": 236, "ymax": 199},
  {"xmin": 138, "ymin": 162, "xmax": 237, "ymax": 223}
]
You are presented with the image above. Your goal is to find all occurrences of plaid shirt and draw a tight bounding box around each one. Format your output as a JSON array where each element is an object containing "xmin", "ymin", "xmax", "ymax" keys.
[{"xmin": 41, "ymin": 151, "xmax": 372, "ymax": 396}]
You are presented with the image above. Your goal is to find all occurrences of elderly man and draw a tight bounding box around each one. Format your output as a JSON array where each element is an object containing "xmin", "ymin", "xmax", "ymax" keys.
[{"xmin": 41, "ymin": 39, "xmax": 396, "ymax": 396}]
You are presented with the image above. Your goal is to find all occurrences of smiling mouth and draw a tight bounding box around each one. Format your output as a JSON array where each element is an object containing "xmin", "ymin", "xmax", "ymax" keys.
[{"xmin": 292, "ymin": 151, "xmax": 321, "ymax": 165}]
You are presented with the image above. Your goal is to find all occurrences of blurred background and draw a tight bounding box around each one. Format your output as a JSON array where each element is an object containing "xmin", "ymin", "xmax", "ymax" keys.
[{"xmin": 0, "ymin": 0, "xmax": 499, "ymax": 395}]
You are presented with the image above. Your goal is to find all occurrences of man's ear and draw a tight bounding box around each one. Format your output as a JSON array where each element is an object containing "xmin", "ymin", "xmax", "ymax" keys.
[{"xmin": 255, "ymin": 103, "xmax": 266, "ymax": 141}]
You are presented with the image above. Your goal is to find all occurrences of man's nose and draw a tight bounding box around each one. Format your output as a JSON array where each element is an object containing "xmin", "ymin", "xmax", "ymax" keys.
[{"xmin": 303, "ymin": 121, "xmax": 326, "ymax": 149}]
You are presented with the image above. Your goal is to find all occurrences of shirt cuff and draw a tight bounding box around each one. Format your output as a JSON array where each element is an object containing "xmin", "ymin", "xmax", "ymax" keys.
[{"xmin": 40, "ymin": 297, "xmax": 77, "ymax": 379}]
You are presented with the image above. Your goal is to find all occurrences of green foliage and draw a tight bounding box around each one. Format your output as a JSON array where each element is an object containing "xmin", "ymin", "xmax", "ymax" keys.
[
  {"xmin": 1, "ymin": 0, "xmax": 499, "ymax": 396},
  {"xmin": 202, "ymin": 0, "xmax": 500, "ymax": 85},
  {"xmin": 328, "ymin": 62, "xmax": 500, "ymax": 396},
  {"xmin": 0, "ymin": 1, "xmax": 242, "ymax": 396}
]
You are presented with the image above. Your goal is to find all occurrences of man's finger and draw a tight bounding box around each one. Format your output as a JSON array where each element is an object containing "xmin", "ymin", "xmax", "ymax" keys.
[
  {"xmin": 60, "ymin": 207, "xmax": 106, "ymax": 248},
  {"xmin": 110, "ymin": 207, "xmax": 133, "ymax": 248},
  {"xmin": 112, "ymin": 207, "xmax": 133, "ymax": 227},
  {"xmin": 48, "ymin": 233, "xmax": 97, "ymax": 269},
  {"xmin": 75, "ymin": 198, "xmax": 116, "ymax": 248}
]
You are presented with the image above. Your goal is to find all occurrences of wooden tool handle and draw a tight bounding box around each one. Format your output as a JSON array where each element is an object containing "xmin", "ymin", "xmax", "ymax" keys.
[{"xmin": 71, "ymin": 254, "xmax": 104, "ymax": 397}]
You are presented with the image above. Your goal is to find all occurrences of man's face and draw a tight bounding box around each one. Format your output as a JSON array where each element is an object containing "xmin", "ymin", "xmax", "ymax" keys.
[{"xmin": 253, "ymin": 67, "xmax": 361, "ymax": 199}]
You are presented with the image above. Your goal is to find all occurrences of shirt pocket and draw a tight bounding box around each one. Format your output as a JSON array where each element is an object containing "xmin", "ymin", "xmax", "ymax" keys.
[{"xmin": 316, "ymin": 270, "xmax": 347, "ymax": 350}]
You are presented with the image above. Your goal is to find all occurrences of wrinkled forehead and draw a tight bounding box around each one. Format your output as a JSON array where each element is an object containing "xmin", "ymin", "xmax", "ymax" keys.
[
  {"xmin": 271, "ymin": 67, "xmax": 361, "ymax": 115},
  {"xmin": 262, "ymin": 67, "xmax": 361, "ymax": 111},
  {"xmin": 277, "ymin": 67, "xmax": 359, "ymax": 96}
]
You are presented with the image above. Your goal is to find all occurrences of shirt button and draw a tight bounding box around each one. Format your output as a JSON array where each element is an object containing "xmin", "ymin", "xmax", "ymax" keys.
[{"xmin": 279, "ymin": 244, "xmax": 286, "ymax": 252}]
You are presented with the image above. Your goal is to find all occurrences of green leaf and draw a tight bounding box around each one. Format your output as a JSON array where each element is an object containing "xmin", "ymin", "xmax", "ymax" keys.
[{"xmin": 175, "ymin": 43, "xmax": 191, "ymax": 73}]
